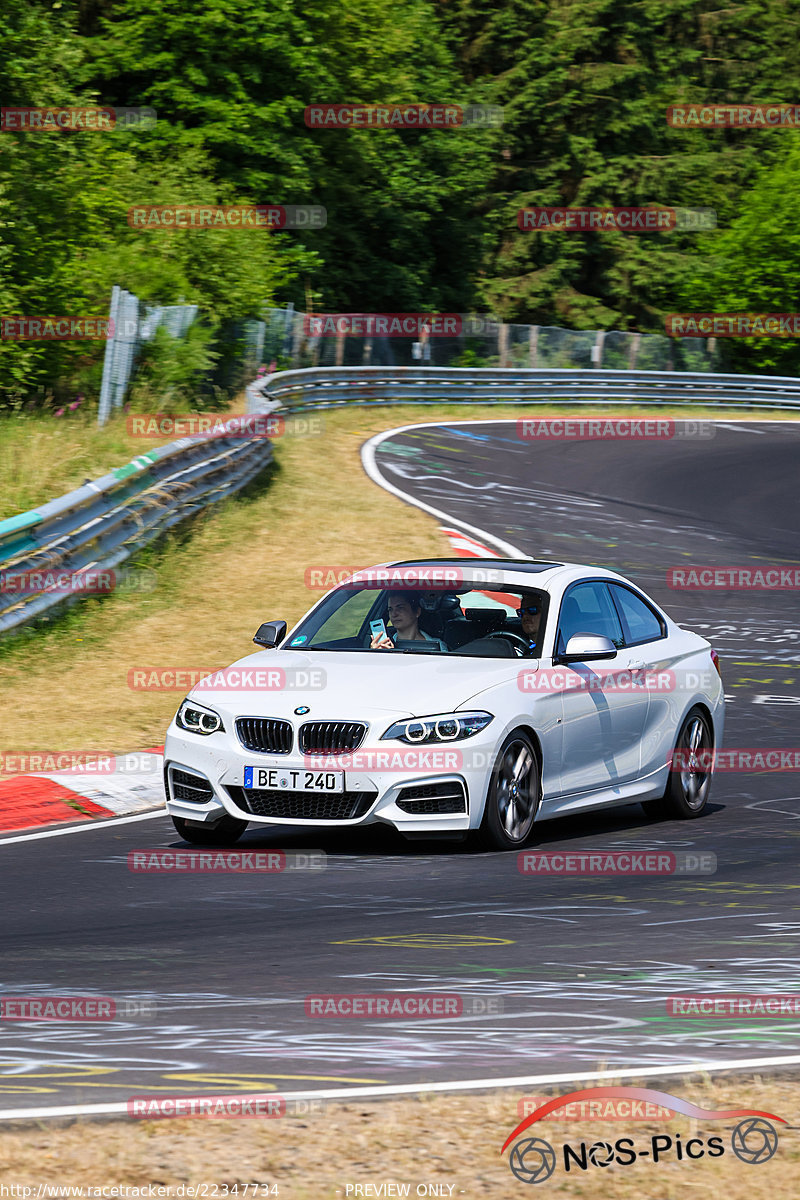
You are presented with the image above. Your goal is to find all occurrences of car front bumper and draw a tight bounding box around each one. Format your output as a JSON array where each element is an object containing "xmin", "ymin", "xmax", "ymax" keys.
[{"xmin": 163, "ymin": 721, "xmax": 502, "ymax": 834}]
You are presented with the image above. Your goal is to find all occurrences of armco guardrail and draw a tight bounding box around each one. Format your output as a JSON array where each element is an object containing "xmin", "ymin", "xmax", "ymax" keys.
[
  {"xmin": 246, "ymin": 365, "xmax": 800, "ymax": 413},
  {"xmin": 4, "ymin": 364, "xmax": 799, "ymax": 636},
  {"xmin": 0, "ymin": 416, "xmax": 276, "ymax": 635}
]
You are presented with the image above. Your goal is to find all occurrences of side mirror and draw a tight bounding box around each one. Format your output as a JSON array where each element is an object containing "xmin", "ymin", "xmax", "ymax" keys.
[
  {"xmin": 253, "ymin": 620, "xmax": 287, "ymax": 649},
  {"xmin": 560, "ymin": 633, "xmax": 617, "ymax": 663}
]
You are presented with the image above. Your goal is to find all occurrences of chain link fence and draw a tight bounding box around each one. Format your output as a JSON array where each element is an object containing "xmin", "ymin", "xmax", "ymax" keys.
[
  {"xmin": 98, "ymin": 292, "xmax": 723, "ymax": 424},
  {"xmin": 98, "ymin": 286, "xmax": 201, "ymax": 424},
  {"xmin": 244, "ymin": 310, "xmax": 722, "ymax": 373}
]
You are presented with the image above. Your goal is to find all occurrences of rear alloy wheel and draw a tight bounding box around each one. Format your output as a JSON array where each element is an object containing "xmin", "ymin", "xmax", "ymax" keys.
[
  {"xmin": 480, "ymin": 731, "xmax": 540, "ymax": 850},
  {"xmin": 171, "ymin": 815, "xmax": 248, "ymax": 845},
  {"xmin": 643, "ymin": 707, "xmax": 713, "ymax": 820}
]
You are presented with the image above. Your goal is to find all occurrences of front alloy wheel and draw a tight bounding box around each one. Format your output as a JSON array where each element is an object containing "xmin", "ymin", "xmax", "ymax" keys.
[{"xmin": 480, "ymin": 731, "xmax": 540, "ymax": 850}]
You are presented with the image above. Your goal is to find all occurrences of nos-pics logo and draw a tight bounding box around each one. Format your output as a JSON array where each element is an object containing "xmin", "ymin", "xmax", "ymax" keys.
[{"xmin": 501, "ymin": 1086, "xmax": 784, "ymax": 1184}]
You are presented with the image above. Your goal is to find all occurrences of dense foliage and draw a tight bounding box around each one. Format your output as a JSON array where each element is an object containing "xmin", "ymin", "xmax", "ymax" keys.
[{"xmin": 1, "ymin": 0, "xmax": 799, "ymax": 405}]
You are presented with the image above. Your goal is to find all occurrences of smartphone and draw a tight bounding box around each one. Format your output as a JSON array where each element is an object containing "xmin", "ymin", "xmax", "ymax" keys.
[{"xmin": 370, "ymin": 618, "xmax": 388, "ymax": 642}]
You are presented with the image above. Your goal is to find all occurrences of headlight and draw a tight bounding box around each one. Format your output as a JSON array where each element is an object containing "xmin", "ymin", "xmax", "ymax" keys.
[
  {"xmin": 176, "ymin": 699, "xmax": 225, "ymax": 736},
  {"xmin": 381, "ymin": 712, "xmax": 493, "ymax": 744}
]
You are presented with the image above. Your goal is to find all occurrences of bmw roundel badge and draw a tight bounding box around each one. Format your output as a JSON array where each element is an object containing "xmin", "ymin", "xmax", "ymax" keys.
[{"xmin": 294, "ymin": 706, "xmax": 310, "ymax": 715}]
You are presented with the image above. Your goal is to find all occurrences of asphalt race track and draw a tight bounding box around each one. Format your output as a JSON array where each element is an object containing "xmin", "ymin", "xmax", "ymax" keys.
[{"xmin": 2, "ymin": 417, "xmax": 799, "ymax": 1113}]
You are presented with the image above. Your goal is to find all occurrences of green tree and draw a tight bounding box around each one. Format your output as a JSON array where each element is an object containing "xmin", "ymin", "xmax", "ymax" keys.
[
  {"xmin": 83, "ymin": 0, "xmax": 494, "ymax": 310},
  {"xmin": 0, "ymin": 0, "xmax": 309, "ymax": 406},
  {"xmin": 682, "ymin": 138, "xmax": 800, "ymax": 374},
  {"xmin": 438, "ymin": 0, "xmax": 800, "ymax": 335}
]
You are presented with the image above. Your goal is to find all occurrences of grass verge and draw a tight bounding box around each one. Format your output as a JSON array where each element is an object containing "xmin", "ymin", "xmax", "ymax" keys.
[
  {"xmin": 0, "ymin": 1075, "xmax": 797, "ymax": 1194},
  {"xmin": 0, "ymin": 401, "xmax": 797, "ymax": 758}
]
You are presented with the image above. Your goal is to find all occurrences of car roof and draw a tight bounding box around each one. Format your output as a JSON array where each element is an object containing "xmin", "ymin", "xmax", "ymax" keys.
[
  {"xmin": 386, "ymin": 557, "xmax": 562, "ymax": 573},
  {"xmin": 360, "ymin": 558, "xmax": 636, "ymax": 591}
]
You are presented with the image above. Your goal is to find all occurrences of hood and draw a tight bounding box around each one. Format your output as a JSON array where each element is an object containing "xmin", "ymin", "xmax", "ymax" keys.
[{"xmin": 188, "ymin": 648, "xmax": 534, "ymax": 720}]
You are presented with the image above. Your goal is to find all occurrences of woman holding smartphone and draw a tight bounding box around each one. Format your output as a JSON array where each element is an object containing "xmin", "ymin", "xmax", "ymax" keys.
[{"xmin": 370, "ymin": 591, "xmax": 448, "ymax": 651}]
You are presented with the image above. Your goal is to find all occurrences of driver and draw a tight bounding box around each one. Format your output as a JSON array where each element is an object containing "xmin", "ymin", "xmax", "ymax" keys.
[
  {"xmin": 370, "ymin": 591, "xmax": 448, "ymax": 651},
  {"xmin": 517, "ymin": 595, "xmax": 543, "ymax": 656}
]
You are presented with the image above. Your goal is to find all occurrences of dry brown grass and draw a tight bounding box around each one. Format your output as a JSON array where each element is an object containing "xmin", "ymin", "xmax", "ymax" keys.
[
  {"xmin": 0, "ymin": 402, "xmax": 797, "ymax": 761},
  {"xmin": 0, "ymin": 1076, "xmax": 797, "ymax": 1195}
]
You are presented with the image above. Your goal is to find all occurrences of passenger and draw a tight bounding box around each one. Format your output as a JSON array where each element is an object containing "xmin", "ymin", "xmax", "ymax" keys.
[{"xmin": 370, "ymin": 591, "xmax": 448, "ymax": 651}]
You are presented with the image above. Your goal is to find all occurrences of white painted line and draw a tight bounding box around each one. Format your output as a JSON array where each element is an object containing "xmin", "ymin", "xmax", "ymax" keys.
[
  {"xmin": 3, "ymin": 1053, "xmax": 800, "ymax": 1121},
  {"xmin": 361, "ymin": 425, "xmax": 527, "ymax": 559},
  {"xmin": 0, "ymin": 809, "xmax": 167, "ymax": 848},
  {"xmin": 642, "ymin": 912, "xmax": 778, "ymax": 927}
]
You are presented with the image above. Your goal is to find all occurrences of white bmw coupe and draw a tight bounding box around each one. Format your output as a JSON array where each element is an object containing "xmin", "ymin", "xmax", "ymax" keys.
[{"xmin": 164, "ymin": 558, "xmax": 724, "ymax": 850}]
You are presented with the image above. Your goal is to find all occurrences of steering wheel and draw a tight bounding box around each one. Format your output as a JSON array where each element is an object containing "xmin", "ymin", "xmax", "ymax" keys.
[{"xmin": 485, "ymin": 630, "xmax": 531, "ymax": 657}]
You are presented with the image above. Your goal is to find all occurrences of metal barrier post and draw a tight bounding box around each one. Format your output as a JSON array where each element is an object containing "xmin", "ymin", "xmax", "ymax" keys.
[{"xmin": 97, "ymin": 285, "xmax": 121, "ymax": 426}]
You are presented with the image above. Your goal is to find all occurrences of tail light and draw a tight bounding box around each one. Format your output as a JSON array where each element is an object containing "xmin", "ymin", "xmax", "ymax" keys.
[{"xmin": 710, "ymin": 649, "xmax": 722, "ymax": 678}]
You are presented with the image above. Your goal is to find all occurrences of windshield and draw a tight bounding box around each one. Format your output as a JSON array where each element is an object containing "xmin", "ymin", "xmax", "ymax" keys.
[{"xmin": 283, "ymin": 583, "xmax": 549, "ymax": 658}]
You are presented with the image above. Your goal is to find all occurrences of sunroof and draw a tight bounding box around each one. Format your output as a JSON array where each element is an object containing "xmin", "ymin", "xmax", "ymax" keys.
[{"xmin": 388, "ymin": 558, "xmax": 563, "ymax": 572}]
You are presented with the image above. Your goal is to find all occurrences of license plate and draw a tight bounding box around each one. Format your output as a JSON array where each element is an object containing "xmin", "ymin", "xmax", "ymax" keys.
[{"xmin": 244, "ymin": 767, "xmax": 345, "ymax": 793}]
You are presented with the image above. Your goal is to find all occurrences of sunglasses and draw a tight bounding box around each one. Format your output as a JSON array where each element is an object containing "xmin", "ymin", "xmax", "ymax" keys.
[{"xmin": 516, "ymin": 606, "xmax": 541, "ymax": 617}]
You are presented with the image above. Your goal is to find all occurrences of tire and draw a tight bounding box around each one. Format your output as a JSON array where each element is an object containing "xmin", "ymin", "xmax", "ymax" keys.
[
  {"xmin": 171, "ymin": 814, "xmax": 248, "ymax": 845},
  {"xmin": 479, "ymin": 731, "xmax": 541, "ymax": 850},
  {"xmin": 642, "ymin": 706, "xmax": 713, "ymax": 820}
]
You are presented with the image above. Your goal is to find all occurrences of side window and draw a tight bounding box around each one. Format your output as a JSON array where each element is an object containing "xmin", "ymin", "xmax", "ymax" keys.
[
  {"xmin": 609, "ymin": 584, "xmax": 664, "ymax": 646},
  {"xmin": 556, "ymin": 581, "xmax": 624, "ymax": 655}
]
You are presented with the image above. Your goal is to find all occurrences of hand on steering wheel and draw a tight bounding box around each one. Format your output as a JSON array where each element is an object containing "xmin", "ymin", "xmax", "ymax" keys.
[{"xmin": 485, "ymin": 631, "xmax": 531, "ymax": 657}]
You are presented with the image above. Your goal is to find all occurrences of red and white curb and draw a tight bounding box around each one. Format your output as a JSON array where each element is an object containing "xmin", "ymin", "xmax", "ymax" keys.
[
  {"xmin": 440, "ymin": 525, "xmax": 501, "ymax": 560},
  {"xmin": 0, "ymin": 749, "xmax": 164, "ymax": 833},
  {"xmin": 0, "ymin": 477, "xmax": 501, "ymax": 835}
]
